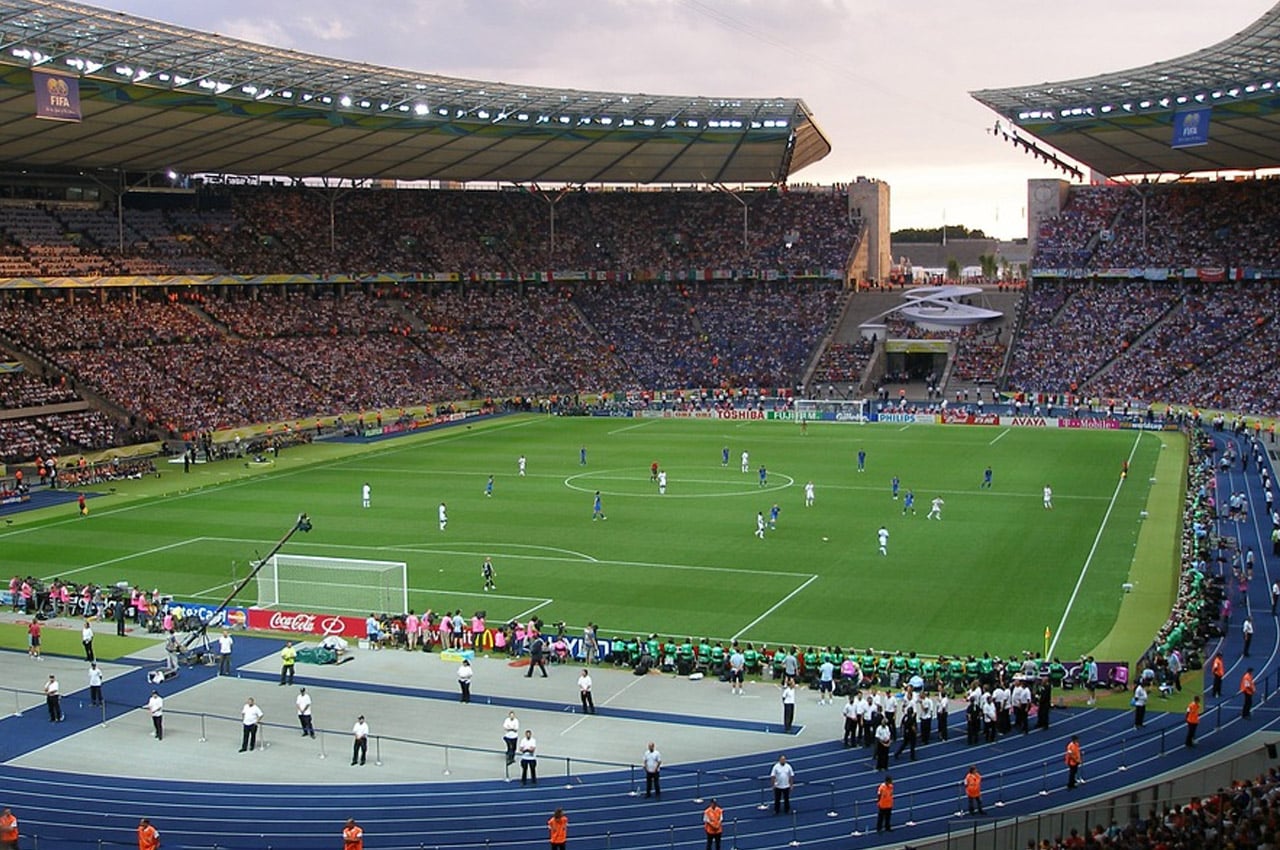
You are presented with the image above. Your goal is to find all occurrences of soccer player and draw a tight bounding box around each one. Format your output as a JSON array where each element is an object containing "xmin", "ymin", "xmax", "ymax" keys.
[
  {"xmin": 902, "ymin": 490, "xmax": 916, "ymax": 516},
  {"xmin": 927, "ymin": 496, "xmax": 944, "ymax": 520},
  {"xmin": 878, "ymin": 525, "xmax": 889, "ymax": 555},
  {"xmin": 721, "ymin": 446, "xmax": 730, "ymax": 467},
  {"xmin": 804, "ymin": 480, "xmax": 815, "ymax": 507},
  {"xmin": 758, "ymin": 465, "xmax": 768, "ymax": 487},
  {"xmin": 580, "ymin": 446, "xmax": 587, "ymax": 466},
  {"xmin": 482, "ymin": 557, "xmax": 496, "ymax": 592},
  {"xmin": 857, "ymin": 449, "xmax": 866, "ymax": 472},
  {"xmin": 518, "ymin": 455, "xmax": 527, "ymax": 476},
  {"xmin": 650, "ymin": 461, "xmax": 659, "ymax": 482},
  {"xmin": 438, "ymin": 502, "xmax": 448, "ymax": 531},
  {"xmin": 484, "ymin": 475, "xmax": 494, "ymax": 498},
  {"xmin": 361, "ymin": 482, "xmax": 371, "ymax": 508},
  {"xmin": 592, "ymin": 491, "xmax": 607, "ymax": 521},
  {"xmin": 657, "ymin": 469, "xmax": 667, "ymax": 495},
  {"xmin": 769, "ymin": 504, "xmax": 780, "ymax": 529},
  {"xmin": 756, "ymin": 512, "xmax": 766, "ymax": 540},
  {"xmin": 891, "ymin": 475, "xmax": 900, "ymax": 500},
  {"xmin": 741, "ymin": 450, "xmax": 750, "ymax": 473},
  {"xmin": 1043, "ymin": 485, "xmax": 1053, "ymax": 509},
  {"xmin": 981, "ymin": 466, "xmax": 992, "ymax": 489}
]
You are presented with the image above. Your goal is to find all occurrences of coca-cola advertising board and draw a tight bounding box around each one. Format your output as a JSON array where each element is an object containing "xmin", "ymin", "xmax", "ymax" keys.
[{"xmin": 247, "ymin": 608, "xmax": 366, "ymax": 637}]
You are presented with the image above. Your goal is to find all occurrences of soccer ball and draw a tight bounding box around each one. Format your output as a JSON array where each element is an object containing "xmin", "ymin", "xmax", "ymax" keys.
[{"xmin": 822, "ymin": 536, "xmax": 830, "ymax": 542}]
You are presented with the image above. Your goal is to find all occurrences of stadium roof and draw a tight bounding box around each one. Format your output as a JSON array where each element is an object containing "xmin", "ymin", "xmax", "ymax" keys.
[
  {"xmin": 970, "ymin": 3, "xmax": 1280, "ymax": 177},
  {"xmin": 0, "ymin": 0, "xmax": 831, "ymax": 185}
]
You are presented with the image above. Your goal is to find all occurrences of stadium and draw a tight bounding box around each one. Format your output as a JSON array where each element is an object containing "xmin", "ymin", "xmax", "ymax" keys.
[{"xmin": 0, "ymin": 1, "xmax": 1278, "ymax": 849}]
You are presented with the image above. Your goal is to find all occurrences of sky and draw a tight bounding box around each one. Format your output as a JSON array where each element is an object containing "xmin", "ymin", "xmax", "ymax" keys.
[{"xmin": 99, "ymin": 0, "xmax": 1276, "ymax": 240}]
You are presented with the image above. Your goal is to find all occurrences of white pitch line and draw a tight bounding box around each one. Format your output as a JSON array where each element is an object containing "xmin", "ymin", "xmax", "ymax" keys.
[
  {"xmin": 608, "ymin": 420, "xmax": 654, "ymax": 436},
  {"xmin": 513, "ymin": 598, "xmax": 555, "ymax": 621},
  {"xmin": 562, "ymin": 673, "xmax": 649, "ymax": 735},
  {"xmin": 1047, "ymin": 432, "xmax": 1144, "ymax": 657},
  {"xmin": 989, "ymin": 428, "xmax": 1010, "ymax": 445},
  {"xmin": 898, "ymin": 425, "xmax": 911, "ymax": 432},
  {"xmin": 47, "ymin": 538, "xmax": 206, "ymax": 580},
  {"xmin": 732, "ymin": 574, "xmax": 819, "ymax": 640}
]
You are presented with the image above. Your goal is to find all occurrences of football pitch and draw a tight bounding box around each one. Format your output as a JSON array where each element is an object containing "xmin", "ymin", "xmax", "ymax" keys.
[{"xmin": 9, "ymin": 415, "xmax": 1183, "ymax": 661}]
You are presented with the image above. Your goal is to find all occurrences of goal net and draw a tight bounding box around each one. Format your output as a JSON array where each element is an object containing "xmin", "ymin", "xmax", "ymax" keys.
[
  {"xmin": 256, "ymin": 554, "xmax": 409, "ymax": 615},
  {"xmin": 794, "ymin": 398, "xmax": 867, "ymax": 423}
]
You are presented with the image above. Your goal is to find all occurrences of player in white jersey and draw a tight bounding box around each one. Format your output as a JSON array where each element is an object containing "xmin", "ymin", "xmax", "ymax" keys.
[
  {"xmin": 657, "ymin": 470, "xmax": 667, "ymax": 495},
  {"xmin": 518, "ymin": 455, "xmax": 527, "ymax": 476},
  {"xmin": 1043, "ymin": 485, "xmax": 1053, "ymax": 509},
  {"xmin": 927, "ymin": 496, "xmax": 944, "ymax": 520},
  {"xmin": 878, "ymin": 526, "xmax": 889, "ymax": 555},
  {"xmin": 361, "ymin": 482, "xmax": 371, "ymax": 508},
  {"xmin": 438, "ymin": 502, "xmax": 448, "ymax": 531},
  {"xmin": 756, "ymin": 512, "xmax": 766, "ymax": 539},
  {"xmin": 741, "ymin": 450, "xmax": 750, "ymax": 473},
  {"xmin": 804, "ymin": 481, "xmax": 815, "ymax": 507}
]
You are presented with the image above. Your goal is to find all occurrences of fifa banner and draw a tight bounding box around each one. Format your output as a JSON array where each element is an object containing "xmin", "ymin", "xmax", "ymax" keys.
[
  {"xmin": 1171, "ymin": 107, "xmax": 1211, "ymax": 149},
  {"xmin": 165, "ymin": 601, "xmax": 249, "ymax": 629},
  {"xmin": 32, "ymin": 70, "xmax": 81, "ymax": 122},
  {"xmin": 246, "ymin": 608, "xmax": 367, "ymax": 637}
]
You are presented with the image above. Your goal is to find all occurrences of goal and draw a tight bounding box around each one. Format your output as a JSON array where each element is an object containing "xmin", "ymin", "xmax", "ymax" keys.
[
  {"xmin": 256, "ymin": 554, "xmax": 409, "ymax": 615},
  {"xmin": 794, "ymin": 398, "xmax": 867, "ymax": 423}
]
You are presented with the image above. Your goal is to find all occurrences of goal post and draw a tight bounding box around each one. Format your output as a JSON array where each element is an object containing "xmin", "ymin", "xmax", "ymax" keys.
[
  {"xmin": 256, "ymin": 554, "xmax": 409, "ymax": 615},
  {"xmin": 794, "ymin": 398, "xmax": 867, "ymax": 423}
]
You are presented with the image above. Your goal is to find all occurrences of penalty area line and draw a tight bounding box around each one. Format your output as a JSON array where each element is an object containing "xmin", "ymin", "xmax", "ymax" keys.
[
  {"xmin": 989, "ymin": 429, "xmax": 1010, "ymax": 445},
  {"xmin": 732, "ymin": 575, "xmax": 819, "ymax": 641},
  {"xmin": 608, "ymin": 420, "xmax": 654, "ymax": 436}
]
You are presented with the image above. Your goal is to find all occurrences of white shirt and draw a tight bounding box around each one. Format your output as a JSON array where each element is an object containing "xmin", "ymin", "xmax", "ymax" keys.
[
  {"xmin": 843, "ymin": 700, "xmax": 858, "ymax": 720},
  {"xmin": 362, "ymin": 484, "xmax": 371, "ymax": 500},
  {"xmin": 805, "ymin": 483, "xmax": 815, "ymax": 498},
  {"xmin": 44, "ymin": 678, "xmax": 59, "ymax": 696},
  {"xmin": 782, "ymin": 684, "xmax": 796, "ymax": 705},
  {"xmin": 1044, "ymin": 487, "xmax": 1053, "ymax": 501},
  {"xmin": 878, "ymin": 528, "xmax": 889, "ymax": 545},
  {"xmin": 147, "ymin": 694, "xmax": 164, "ymax": 717},
  {"xmin": 352, "ymin": 719, "xmax": 369, "ymax": 739},
  {"xmin": 457, "ymin": 663, "xmax": 473, "ymax": 683},
  {"xmin": 519, "ymin": 735, "xmax": 537, "ymax": 759},
  {"xmin": 658, "ymin": 471, "xmax": 667, "ymax": 487},
  {"xmin": 439, "ymin": 504, "xmax": 447, "ymax": 521},
  {"xmin": 770, "ymin": 760, "xmax": 794, "ymax": 788},
  {"xmin": 757, "ymin": 514, "xmax": 765, "ymax": 530},
  {"xmin": 1244, "ymin": 619, "xmax": 1255, "ymax": 636},
  {"xmin": 218, "ymin": 634, "xmax": 233, "ymax": 654},
  {"xmin": 643, "ymin": 748, "xmax": 662, "ymax": 773},
  {"xmin": 932, "ymin": 498, "xmax": 944, "ymax": 511},
  {"xmin": 88, "ymin": 667, "xmax": 103, "ymax": 687},
  {"xmin": 296, "ymin": 692, "xmax": 312, "ymax": 716},
  {"xmin": 241, "ymin": 703, "xmax": 263, "ymax": 726},
  {"xmin": 518, "ymin": 456, "xmax": 526, "ymax": 471},
  {"xmin": 875, "ymin": 723, "xmax": 892, "ymax": 746},
  {"xmin": 82, "ymin": 625, "xmax": 94, "ymax": 643},
  {"xmin": 1133, "ymin": 685, "xmax": 1148, "ymax": 707},
  {"xmin": 503, "ymin": 716, "xmax": 520, "ymax": 740},
  {"xmin": 578, "ymin": 673, "xmax": 592, "ymax": 693}
]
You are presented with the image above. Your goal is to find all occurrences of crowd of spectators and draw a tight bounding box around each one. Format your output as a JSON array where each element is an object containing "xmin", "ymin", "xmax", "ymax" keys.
[
  {"xmin": 1034, "ymin": 179, "xmax": 1280, "ymax": 271},
  {"xmin": 810, "ymin": 340, "xmax": 874, "ymax": 385},
  {"xmin": 0, "ymin": 372, "xmax": 79, "ymax": 408}
]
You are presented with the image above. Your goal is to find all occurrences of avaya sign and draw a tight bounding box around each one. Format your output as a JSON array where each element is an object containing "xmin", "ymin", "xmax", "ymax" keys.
[
  {"xmin": 247, "ymin": 608, "xmax": 365, "ymax": 637},
  {"xmin": 1008, "ymin": 416, "xmax": 1051, "ymax": 428}
]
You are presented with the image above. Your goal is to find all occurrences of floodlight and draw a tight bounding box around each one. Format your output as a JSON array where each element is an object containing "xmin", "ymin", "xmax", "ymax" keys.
[
  {"xmin": 340, "ymin": 95, "xmax": 352, "ymax": 107},
  {"xmin": 413, "ymin": 104, "xmax": 429, "ymax": 116}
]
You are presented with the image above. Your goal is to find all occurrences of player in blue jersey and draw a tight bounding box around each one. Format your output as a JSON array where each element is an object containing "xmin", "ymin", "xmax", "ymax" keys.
[
  {"xmin": 769, "ymin": 503, "xmax": 781, "ymax": 529},
  {"xmin": 722, "ymin": 446, "xmax": 730, "ymax": 467},
  {"xmin": 981, "ymin": 466, "xmax": 993, "ymax": 489},
  {"xmin": 857, "ymin": 449, "xmax": 866, "ymax": 472},
  {"xmin": 759, "ymin": 465, "xmax": 768, "ymax": 487},
  {"xmin": 902, "ymin": 490, "xmax": 915, "ymax": 516},
  {"xmin": 891, "ymin": 475, "xmax": 900, "ymax": 500},
  {"xmin": 592, "ymin": 491, "xmax": 607, "ymax": 521},
  {"xmin": 484, "ymin": 475, "xmax": 494, "ymax": 498}
]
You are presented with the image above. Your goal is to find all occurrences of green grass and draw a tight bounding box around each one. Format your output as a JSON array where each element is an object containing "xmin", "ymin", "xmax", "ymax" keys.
[{"xmin": 4, "ymin": 415, "xmax": 1182, "ymax": 661}]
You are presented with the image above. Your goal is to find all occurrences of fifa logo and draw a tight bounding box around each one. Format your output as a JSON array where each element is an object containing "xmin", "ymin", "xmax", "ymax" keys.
[
  {"xmin": 45, "ymin": 76, "xmax": 71, "ymax": 109},
  {"xmin": 1180, "ymin": 111, "xmax": 1201, "ymax": 138}
]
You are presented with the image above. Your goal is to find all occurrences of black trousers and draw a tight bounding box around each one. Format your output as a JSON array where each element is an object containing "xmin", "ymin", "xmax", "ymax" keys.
[
  {"xmin": 646, "ymin": 770, "xmax": 661, "ymax": 797},
  {"xmin": 521, "ymin": 758, "xmax": 538, "ymax": 784},
  {"xmin": 581, "ymin": 691, "xmax": 595, "ymax": 714},
  {"xmin": 352, "ymin": 737, "xmax": 367, "ymax": 764},
  {"xmin": 152, "ymin": 715, "xmax": 163, "ymax": 740},
  {"xmin": 240, "ymin": 723, "xmax": 257, "ymax": 751},
  {"xmin": 1186, "ymin": 721, "xmax": 1198, "ymax": 746},
  {"xmin": 773, "ymin": 786, "xmax": 791, "ymax": 813},
  {"xmin": 876, "ymin": 807, "xmax": 892, "ymax": 832}
]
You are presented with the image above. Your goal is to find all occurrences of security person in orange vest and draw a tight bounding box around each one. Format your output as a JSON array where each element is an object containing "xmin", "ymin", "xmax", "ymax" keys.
[
  {"xmin": 0, "ymin": 807, "xmax": 18, "ymax": 850},
  {"xmin": 875, "ymin": 775, "xmax": 894, "ymax": 832},
  {"xmin": 137, "ymin": 817, "xmax": 159, "ymax": 850},
  {"xmin": 1241, "ymin": 668, "xmax": 1257, "ymax": 719},
  {"xmin": 1210, "ymin": 653, "xmax": 1225, "ymax": 698},
  {"xmin": 547, "ymin": 808, "xmax": 568, "ymax": 850},
  {"xmin": 964, "ymin": 766, "xmax": 984, "ymax": 815},
  {"xmin": 703, "ymin": 798, "xmax": 724, "ymax": 850},
  {"xmin": 1065, "ymin": 735, "xmax": 1082, "ymax": 789},
  {"xmin": 1185, "ymin": 695, "xmax": 1201, "ymax": 747},
  {"xmin": 343, "ymin": 818, "xmax": 363, "ymax": 850}
]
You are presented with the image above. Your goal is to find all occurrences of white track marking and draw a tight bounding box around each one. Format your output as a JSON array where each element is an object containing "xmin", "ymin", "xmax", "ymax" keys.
[
  {"xmin": 1047, "ymin": 432, "xmax": 1144, "ymax": 657},
  {"xmin": 562, "ymin": 673, "xmax": 650, "ymax": 735},
  {"xmin": 989, "ymin": 429, "xmax": 1010, "ymax": 445},
  {"xmin": 732, "ymin": 574, "xmax": 819, "ymax": 640}
]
